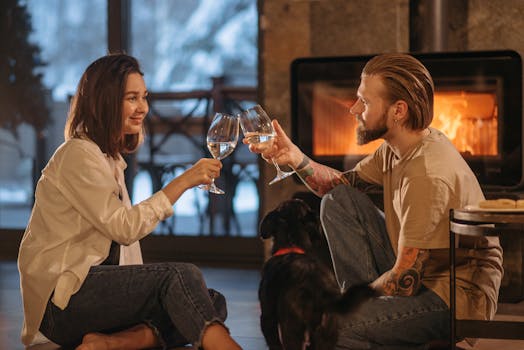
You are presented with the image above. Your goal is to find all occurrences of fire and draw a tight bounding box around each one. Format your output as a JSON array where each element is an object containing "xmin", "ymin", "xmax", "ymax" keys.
[
  {"xmin": 312, "ymin": 83, "xmax": 498, "ymax": 157},
  {"xmin": 432, "ymin": 91, "xmax": 497, "ymax": 156}
]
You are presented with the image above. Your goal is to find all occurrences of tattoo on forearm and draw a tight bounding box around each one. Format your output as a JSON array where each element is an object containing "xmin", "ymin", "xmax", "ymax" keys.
[
  {"xmin": 295, "ymin": 156, "xmax": 348, "ymax": 195},
  {"xmin": 295, "ymin": 157, "xmax": 381, "ymax": 196},
  {"xmin": 382, "ymin": 248, "xmax": 429, "ymax": 296}
]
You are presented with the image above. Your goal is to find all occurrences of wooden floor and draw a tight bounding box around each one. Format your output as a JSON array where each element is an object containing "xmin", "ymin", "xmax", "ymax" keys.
[{"xmin": 2, "ymin": 260, "xmax": 524, "ymax": 350}]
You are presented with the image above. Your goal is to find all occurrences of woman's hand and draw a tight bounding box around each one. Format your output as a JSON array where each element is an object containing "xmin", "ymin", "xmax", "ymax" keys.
[
  {"xmin": 183, "ymin": 158, "xmax": 222, "ymax": 187},
  {"xmin": 162, "ymin": 158, "xmax": 222, "ymax": 204},
  {"xmin": 244, "ymin": 120, "xmax": 303, "ymax": 169}
]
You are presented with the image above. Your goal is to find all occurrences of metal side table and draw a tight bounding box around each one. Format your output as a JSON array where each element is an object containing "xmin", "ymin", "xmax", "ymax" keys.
[{"xmin": 450, "ymin": 208, "xmax": 524, "ymax": 346}]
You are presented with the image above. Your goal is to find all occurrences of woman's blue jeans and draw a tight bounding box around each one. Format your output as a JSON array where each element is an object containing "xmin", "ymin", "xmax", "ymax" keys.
[
  {"xmin": 320, "ymin": 185, "xmax": 450, "ymax": 350},
  {"xmin": 39, "ymin": 262, "xmax": 227, "ymax": 349}
]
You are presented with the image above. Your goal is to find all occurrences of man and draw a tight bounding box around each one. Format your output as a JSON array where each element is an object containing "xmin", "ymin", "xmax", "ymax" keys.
[{"xmin": 248, "ymin": 53, "xmax": 503, "ymax": 348}]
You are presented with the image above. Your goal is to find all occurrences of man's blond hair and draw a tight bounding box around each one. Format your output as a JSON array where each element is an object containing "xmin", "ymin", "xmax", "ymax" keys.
[{"xmin": 362, "ymin": 53, "xmax": 434, "ymax": 130}]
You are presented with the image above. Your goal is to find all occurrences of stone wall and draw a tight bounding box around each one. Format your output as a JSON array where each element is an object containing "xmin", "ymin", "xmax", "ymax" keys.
[{"xmin": 468, "ymin": 1, "xmax": 524, "ymax": 55}]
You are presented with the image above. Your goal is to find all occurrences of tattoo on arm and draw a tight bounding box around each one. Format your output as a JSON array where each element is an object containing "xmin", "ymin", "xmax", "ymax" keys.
[
  {"xmin": 294, "ymin": 155, "xmax": 348, "ymax": 196},
  {"xmin": 295, "ymin": 155, "xmax": 380, "ymax": 196},
  {"xmin": 380, "ymin": 248, "xmax": 429, "ymax": 297}
]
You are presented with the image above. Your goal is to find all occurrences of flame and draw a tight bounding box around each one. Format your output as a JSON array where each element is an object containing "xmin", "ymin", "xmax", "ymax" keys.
[
  {"xmin": 312, "ymin": 83, "xmax": 498, "ymax": 157},
  {"xmin": 432, "ymin": 91, "xmax": 497, "ymax": 156}
]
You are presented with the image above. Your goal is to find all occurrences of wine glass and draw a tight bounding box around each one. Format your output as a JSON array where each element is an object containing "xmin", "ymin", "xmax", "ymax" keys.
[
  {"xmin": 239, "ymin": 105, "xmax": 295, "ymax": 185},
  {"xmin": 199, "ymin": 112, "xmax": 239, "ymax": 194}
]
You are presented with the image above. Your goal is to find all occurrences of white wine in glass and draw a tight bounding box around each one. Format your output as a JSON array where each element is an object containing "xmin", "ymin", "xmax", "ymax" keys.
[
  {"xmin": 243, "ymin": 132, "xmax": 274, "ymax": 146},
  {"xmin": 239, "ymin": 105, "xmax": 295, "ymax": 185},
  {"xmin": 207, "ymin": 140, "xmax": 236, "ymax": 160},
  {"xmin": 199, "ymin": 112, "xmax": 239, "ymax": 194}
]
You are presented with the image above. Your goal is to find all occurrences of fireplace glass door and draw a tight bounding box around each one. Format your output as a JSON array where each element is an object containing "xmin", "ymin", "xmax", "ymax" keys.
[{"xmin": 291, "ymin": 51, "xmax": 522, "ymax": 190}]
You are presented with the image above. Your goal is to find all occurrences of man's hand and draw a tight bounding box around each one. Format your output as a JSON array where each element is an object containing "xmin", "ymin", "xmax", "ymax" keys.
[{"xmin": 244, "ymin": 120, "xmax": 303, "ymax": 169}]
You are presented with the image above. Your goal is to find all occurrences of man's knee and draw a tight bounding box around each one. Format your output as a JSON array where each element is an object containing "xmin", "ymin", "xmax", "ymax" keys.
[{"xmin": 320, "ymin": 185, "xmax": 361, "ymax": 218}]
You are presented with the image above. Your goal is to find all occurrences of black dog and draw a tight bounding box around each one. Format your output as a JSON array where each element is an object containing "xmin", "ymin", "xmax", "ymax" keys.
[{"xmin": 258, "ymin": 199, "xmax": 375, "ymax": 350}]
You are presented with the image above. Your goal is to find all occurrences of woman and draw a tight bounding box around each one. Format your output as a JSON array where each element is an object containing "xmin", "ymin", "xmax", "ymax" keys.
[{"xmin": 18, "ymin": 53, "xmax": 242, "ymax": 350}]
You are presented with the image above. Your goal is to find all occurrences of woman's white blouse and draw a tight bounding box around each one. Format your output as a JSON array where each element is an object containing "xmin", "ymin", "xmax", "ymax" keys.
[{"xmin": 18, "ymin": 138, "xmax": 174, "ymax": 345}]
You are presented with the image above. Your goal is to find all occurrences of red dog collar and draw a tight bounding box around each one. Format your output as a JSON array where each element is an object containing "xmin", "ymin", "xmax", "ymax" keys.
[{"xmin": 273, "ymin": 247, "xmax": 306, "ymax": 257}]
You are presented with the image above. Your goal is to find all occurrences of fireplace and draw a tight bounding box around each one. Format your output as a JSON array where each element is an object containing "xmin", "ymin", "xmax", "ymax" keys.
[{"xmin": 291, "ymin": 50, "xmax": 523, "ymax": 191}]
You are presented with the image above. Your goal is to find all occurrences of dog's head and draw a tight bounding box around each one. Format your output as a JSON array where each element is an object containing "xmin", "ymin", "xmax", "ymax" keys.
[{"xmin": 259, "ymin": 199, "xmax": 322, "ymax": 254}]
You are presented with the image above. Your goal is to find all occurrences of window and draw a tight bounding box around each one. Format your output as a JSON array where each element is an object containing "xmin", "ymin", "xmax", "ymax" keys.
[
  {"xmin": 131, "ymin": 0, "xmax": 257, "ymax": 91},
  {"xmin": 0, "ymin": 0, "xmax": 106, "ymax": 229},
  {"xmin": 130, "ymin": 0, "xmax": 259, "ymax": 237},
  {"xmin": 1, "ymin": 0, "xmax": 259, "ymax": 238}
]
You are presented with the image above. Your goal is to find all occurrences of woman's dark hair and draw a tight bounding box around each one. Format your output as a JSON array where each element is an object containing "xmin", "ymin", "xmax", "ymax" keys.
[{"xmin": 65, "ymin": 53, "xmax": 144, "ymax": 158}]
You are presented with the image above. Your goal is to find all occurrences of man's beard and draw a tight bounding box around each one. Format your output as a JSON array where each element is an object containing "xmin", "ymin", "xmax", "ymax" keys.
[{"xmin": 356, "ymin": 113, "xmax": 388, "ymax": 145}]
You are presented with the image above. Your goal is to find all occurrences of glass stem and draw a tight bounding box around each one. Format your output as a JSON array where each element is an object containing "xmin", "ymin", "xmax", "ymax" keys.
[{"xmin": 271, "ymin": 158, "xmax": 283, "ymax": 174}]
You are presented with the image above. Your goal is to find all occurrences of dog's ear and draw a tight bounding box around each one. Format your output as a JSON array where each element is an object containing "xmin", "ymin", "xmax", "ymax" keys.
[
  {"xmin": 260, "ymin": 198, "xmax": 321, "ymax": 245},
  {"xmin": 259, "ymin": 210, "xmax": 281, "ymax": 239},
  {"xmin": 259, "ymin": 199, "xmax": 304, "ymax": 240}
]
